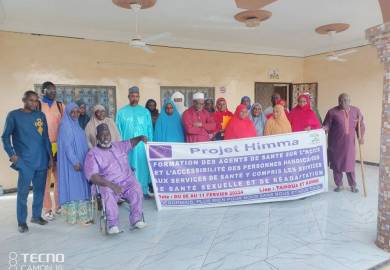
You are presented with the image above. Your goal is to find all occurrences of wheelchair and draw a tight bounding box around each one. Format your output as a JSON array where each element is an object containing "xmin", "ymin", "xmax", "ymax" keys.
[{"xmin": 91, "ymin": 185, "xmax": 108, "ymax": 235}]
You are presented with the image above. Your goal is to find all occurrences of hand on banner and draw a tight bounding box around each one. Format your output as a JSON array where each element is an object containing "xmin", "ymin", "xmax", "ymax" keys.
[{"xmin": 304, "ymin": 126, "xmax": 311, "ymax": 131}]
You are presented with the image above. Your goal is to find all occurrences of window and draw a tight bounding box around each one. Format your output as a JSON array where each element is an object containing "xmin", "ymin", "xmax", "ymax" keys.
[
  {"xmin": 34, "ymin": 84, "xmax": 117, "ymax": 117},
  {"xmin": 160, "ymin": 86, "xmax": 215, "ymax": 108}
]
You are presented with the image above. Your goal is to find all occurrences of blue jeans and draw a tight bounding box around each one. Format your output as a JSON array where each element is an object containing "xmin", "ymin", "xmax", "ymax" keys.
[{"xmin": 16, "ymin": 160, "xmax": 47, "ymax": 225}]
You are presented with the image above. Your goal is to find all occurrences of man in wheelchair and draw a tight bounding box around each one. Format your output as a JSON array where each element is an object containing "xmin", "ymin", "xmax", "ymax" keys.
[{"xmin": 84, "ymin": 123, "xmax": 147, "ymax": 234}]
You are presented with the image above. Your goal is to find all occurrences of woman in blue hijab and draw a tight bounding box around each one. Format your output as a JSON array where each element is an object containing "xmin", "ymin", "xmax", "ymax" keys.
[
  {"xmin": 249, "ymin": 103, "xmax": 267, "ymax": 136},
  {"xmin": 241, "ymin": 96, "xmax": 251, "ymax": 110},
  {"xmin": 154, "ymin": 99, "xmax": 185, "ymax": 142},
  {"xmin": 57, "ymin": 102, "xmax": 92, "ymax": 225}
]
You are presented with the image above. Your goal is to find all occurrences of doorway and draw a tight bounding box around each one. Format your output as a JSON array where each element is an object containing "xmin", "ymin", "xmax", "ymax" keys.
[{"xmin": 254, "ymin": 82, "xmax": 290, "ymax": 110}]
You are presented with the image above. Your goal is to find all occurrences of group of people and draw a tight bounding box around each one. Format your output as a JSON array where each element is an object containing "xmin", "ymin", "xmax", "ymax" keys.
[{"xmin": 1, "ymin": 81, "xmax": 365, "ymax": 235}]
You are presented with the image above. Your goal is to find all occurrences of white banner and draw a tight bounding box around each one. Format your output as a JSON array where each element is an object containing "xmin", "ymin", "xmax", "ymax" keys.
[{"xmin": 146, "ymin": 129, "xmax": 328, "ymax": 210}]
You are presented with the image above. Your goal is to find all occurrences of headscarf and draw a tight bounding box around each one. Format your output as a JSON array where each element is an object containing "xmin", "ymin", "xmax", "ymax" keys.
[
  {"xmin": 303, "ymin": 92, "xmax": 323, "ymax": 123},
  {"xmin": 240, "ymin": 96, "xmax": 251, "ymax": 110},
  {"xmin": 264, "ymin": 105, "xmax": 292, "ymax": 135},
  {"xmin": 288, "ymin": 95, "xmax": 321, "ymax": 132},
  {"xmin": 249, "ymin": 103, "xmax": 267, "ymax": 136},
  {"xmin": 57, "ymin": 103, "xmax": 90, "ymax": 205},
  {"xmin": 266, "ymin": 99, "xmax": 289, "ymax": 119},
  {"xmin": 214, "ymin": 98, "xmax": 233, "ymax": 131},
  {"xmin": 145, "ymin": 99, "xmax": 160, "ymax": 127},
  {"xmin": 76, "ymin": 100, "xmax": 90, "ymax": 130},
  {"xmin": 224, "ymin": 104, "xmax": 257, "ymax": 140},
  {"xmin": 171, "ymin": 92, "xmax": 187, "ymax": 115},
  {"xmin": 154, "ymin": 99, "xmax": 185, "ymax": 142},
  {"xmin": 205, "ymin": 98, "xmax": 215, "ymax": 113},
  {"xmin": 85, "ymin": 104, "xmax": 121, "ymax": 148}
]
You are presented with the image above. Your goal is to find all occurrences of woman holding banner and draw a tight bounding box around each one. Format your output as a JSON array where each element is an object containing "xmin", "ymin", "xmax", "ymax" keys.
[
  {"xmin": 224, "ymin": 104, "xmax": 257, "ymax": 140},
  {"xmin": 264, "ymin": 105, "xmax": 292, "ymax": 136}
]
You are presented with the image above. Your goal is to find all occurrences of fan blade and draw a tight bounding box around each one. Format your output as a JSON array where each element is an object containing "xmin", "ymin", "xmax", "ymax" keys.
[
  {"xmin": 335, "ymin": 49, "xmax": 357, "ymax": 57},
  {"xmin": 142, "ymin": 46, "xmax": 155, "ymax": 54},
  {"xmin": 144, "ymin": 32, "xmax": 171, "ymax": 43}
]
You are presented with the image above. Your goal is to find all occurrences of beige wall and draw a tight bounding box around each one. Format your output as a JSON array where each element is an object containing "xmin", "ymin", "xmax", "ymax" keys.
[
  {"xmin": 303, "ymin": 45, "xmax": 384, "ymax": 164},
  {"xmin": 0, "ymin": 31, "xmax": 304, "ymax": 189}
]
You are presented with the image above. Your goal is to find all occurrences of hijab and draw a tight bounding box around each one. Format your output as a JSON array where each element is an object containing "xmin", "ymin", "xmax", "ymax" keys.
[
  {"xmin": 57, "ymin": 103, "xmax": 89, "ymax": 165},
  {"xmin": 154, "ymin": 99, "xmax": 185, "ymax": 142},
  {"xmin": 85, "ymin": 104, "xmax": 121, "ymax": 148},
  {"xmin": 224, "ymin": 104, "xmax": 257, "ymax": 140},
  {"xmin": 214, "ymin": 97, "xmax": 233, "ymax": 130},
  {"xmin": 76, "ymin": 100, "xmax": 90, "ymax": 130},
  {"xmin": 264, "ymin": 105, "xmax": 292, "ymax": 135},
  {"xmin": 288, "ymin": 94, "xmax": 321, "ymax": 132},
  {"xmin": 249, "ymin": 103, "xmax": 267, "ymax": 136},
  {"xmin": 240, "ymin": 96, "xmax": 251, "ymax": 110},
  {"xmin": 145, "ymin": 99, "xmax": 159, "ymax": 127}
]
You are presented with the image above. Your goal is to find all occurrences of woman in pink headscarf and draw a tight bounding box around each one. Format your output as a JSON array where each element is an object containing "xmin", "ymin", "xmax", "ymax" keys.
[
  {"xmin": 224, "ymin": 104, "xmax": 257, "ymax": 140},
  {"xmin": 288, "ymin": 94, "xmax": 321, "ymax": 132}
]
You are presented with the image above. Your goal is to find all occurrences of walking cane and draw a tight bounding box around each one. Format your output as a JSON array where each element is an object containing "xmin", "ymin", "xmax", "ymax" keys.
[{"xmin": 357, "ymin": 116, "xmax": 367, "ymax": 197}]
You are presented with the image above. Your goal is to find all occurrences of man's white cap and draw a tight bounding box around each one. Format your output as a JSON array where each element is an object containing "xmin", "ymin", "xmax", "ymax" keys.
[{"xmin": 193, "ymin": 92, "xmax": 205, "ymax": 100}]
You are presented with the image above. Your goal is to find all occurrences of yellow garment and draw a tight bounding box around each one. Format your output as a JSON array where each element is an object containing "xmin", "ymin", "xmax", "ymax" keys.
[
  {"xmin": 264, "ymin": 105, "xmax": 292, "ymax": 135},
  {"xmin": 221, "ymin": 115, "xmax": 232, "ymax": 130},
  {"xmin": 51, "ymin": 143, "xmax": 57, "ymax": 157}
]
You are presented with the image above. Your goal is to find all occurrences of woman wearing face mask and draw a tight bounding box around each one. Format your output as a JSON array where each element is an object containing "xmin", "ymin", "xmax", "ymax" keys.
[
  {"xmin": 57, "ymin": 103, "xmax": 92, "ymax": 225},
  {"xmin": 264, "ymin": 105, "xmax": 292, "ymax": 136},
  {"xmin": 85, "ymin": 105, "xmax": 121, "ymax": 148},
  {"xmin": 154, "ymin": 99, "xmax": 185, "ymax": 142},
  {"xmin": 224, "ymin": 104, "xmax": 257, "ymax": 140},
  {"xmin": 288, "ymin": 94, "xmax": 321, "ymax": 132}
]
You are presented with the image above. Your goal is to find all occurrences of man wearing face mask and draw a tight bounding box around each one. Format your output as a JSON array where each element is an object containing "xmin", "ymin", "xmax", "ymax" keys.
[
  {"xmin": 182, "ymin": 92, "xmax": 216, "ymax": 142},
  {"xmin": 84, "ymin": 123, "xmax": 146, "ymax": 234},
  {"xmin": 116, "ymin": 86, "xmax": 154, "ymax": 198},
  {"xmin": 38, "ymin": 81, "xmax": 64, "ymax": 221},
  {"xmin": 323, "ymin": 93, "xmax": 365, "ymax": 193}
]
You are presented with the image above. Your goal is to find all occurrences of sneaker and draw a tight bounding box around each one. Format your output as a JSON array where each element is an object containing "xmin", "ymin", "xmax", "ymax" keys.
[
  {"xmin": 18, "ymin": 223, "xmax": 29, "ymax": 233},
  {"xmin": 134, "ymin": 221, "xmax": 147, "ymax": 229},
  {"xmin": 334, "ymin": 186, "xmax": 343, "ymax": 192},
  {"xmin": 55, "ymin": 208, "xmax": 62, "ymax": 215},
  {"xmin": 351, "ymin": 186, "xmax": 359, "ymax": 193},
  {"xmin": 118, "ymin": 198, "xmax": 125, "ymax": 205},
  {"xmin": 44, "ymin": 211, "xmax": 55, "ymax": 221},
  {"xmin": 108, "ymin": 226, "xmax": 120, "ymax": 234},
  {"xmin": 31, "ymin": 217, "xmax": 48, "ymax": 225},
  {"xmin": 147, "ymin": 191, "xmax": 155, "ymax": 198}
]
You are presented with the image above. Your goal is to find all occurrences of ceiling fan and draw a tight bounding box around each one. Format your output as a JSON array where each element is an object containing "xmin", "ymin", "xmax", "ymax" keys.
[
  {"xmin": 129, "ymin": 3, "xmax": 170, "ymax": 53},
  {"xmin": 325, "ymin": 30, "xmax": 357, "ymax": 62}
]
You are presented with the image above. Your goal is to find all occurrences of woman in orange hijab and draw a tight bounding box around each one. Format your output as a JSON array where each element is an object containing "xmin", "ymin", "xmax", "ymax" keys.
[
  {"xmin": 225, "ymin": 104, "xmax": 257, "ymax": 140},
  {"xmin": 264, "ymin": 104, "xmax": 292, "ymax": 135}
]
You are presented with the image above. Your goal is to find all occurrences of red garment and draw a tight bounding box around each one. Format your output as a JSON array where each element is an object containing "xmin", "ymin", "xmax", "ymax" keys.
[
  {"xmin": 224, "ymin": 104, "xmax": 257, "ymax": 140},
  {"xmin": 182, "ymin": 107, "xmax": 216, "ymax": 142},
  {"xmin": 214, "ymin": 98, "xmax": 233, "ymax": 131},
  {"xmin": 288, "ymin": 95, "xmax": 321, "ymax": 132},
  {"xmin": 266, "ymin": 99, "xmax": 289, "ymax": 119}
]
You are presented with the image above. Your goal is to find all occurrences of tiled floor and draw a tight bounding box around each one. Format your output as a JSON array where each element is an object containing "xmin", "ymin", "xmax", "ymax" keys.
[{"xmin": 0, "ymin": 165, "xmax": 389, "ymax": 270}]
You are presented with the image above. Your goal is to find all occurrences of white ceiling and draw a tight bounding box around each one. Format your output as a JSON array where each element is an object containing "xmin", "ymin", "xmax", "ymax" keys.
[{"xmin": 0, "ymin": 0, "xmax": 383, "ymax": 57}]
